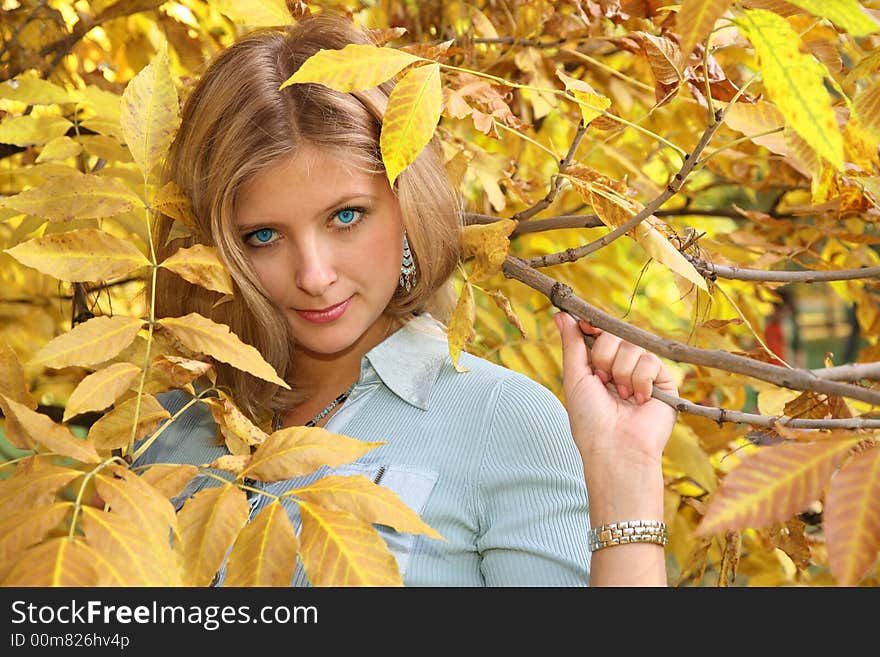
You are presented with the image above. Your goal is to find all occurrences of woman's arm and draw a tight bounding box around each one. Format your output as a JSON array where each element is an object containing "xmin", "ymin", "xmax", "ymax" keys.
[{"xmin": 554, "ymin": 312, "xmax": 678, "ymax": 586}]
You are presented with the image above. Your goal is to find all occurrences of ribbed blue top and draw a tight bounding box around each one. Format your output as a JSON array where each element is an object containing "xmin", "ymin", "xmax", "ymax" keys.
[{"xmin": 134, "ymin": 315, "xmax": 591, "ymax": 586}]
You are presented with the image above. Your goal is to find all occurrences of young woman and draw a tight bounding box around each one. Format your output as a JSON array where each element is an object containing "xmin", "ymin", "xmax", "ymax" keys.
[{"xmin": 135, "ymin": 11, "xmax": 678, "ymax": 586}]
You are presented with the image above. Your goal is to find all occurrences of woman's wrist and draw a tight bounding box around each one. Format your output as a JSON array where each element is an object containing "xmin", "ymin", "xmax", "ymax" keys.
[{"xmin": 582, "ymin": 454, "xmax": 665, "ymax": 525}]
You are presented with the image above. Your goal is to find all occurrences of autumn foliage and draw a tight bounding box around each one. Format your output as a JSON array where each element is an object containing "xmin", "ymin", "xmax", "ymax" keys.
[{"xmin": 1, "ymin": 0, "xmax": 879, "ymax": 587}]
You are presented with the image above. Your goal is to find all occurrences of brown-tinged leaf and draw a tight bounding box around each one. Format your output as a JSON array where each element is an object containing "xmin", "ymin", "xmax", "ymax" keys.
[
  {"xmin": 695, "ymin": 439, "xmax": 859, "ymax": 536},
  {"xmin": 178, "ymin": 483, "xmax": 250, "ymax": 586},
  {"xmin": 121, "ymin": 41, "xmax": 180, "ymax": 180},
  {"xmin": 0, "ymin": 395, "xmax": 101, "ymax": 463},
  {"xmin": 63, "ymin": 362, "xmax": 141, "ymax": 421},
  {"xmin": 485, "ymin": 289, "xmax": 527, "ymax": 339},
  {"xmin": 159, "ymin": 244, "xmax": 234, "ymax": 295},
  {"xmin": 4, "ymin": 228, "xmax": 151, "ymax": 282},
  {"xmin": 718, "ymin": 530, "xmax": 741, "ymax": 586},
  {"xmin": 460, "ymin": 220, "xmax": 516, "ymax": 281},
  {"xmin": 158, "ymin": 314, "xmax": 289, "ymax": 388},
  {"xmin": 299, "ymin": 502, "xmax": 403, "ymax": 586},
  {"xmin": 0, "ymin": 174, "xmax": 141, "ymax": 221},
  {"xmin": 151, "ymin": 180, "xmax": 199, "ymax": 233},
  {"xmin": 678, "ymin": 0, "xmax": 734, "ymax": 61},
  {"xmin": 225, "ymin": 500, "xmax": 299, "ymax": 586},
  {"xmin": 93, "ymin": 463, "xmax": 179, "ymax": 550},
  {"xmin": 290, "ymin": 474, "xmax": 442, "ymax": 539},
  {"xmin": 203, "ymin": 396, "xmax": 269, "ymax": 457},
  {"xmin": 0, "ymin": 459, "xmax": 82, "ymax": 517},
  {"xmin": 0, "ymin": 337, "xmax": 35, "ymax": 409},
  {"xmin": 0, "ymin": 502, "xmax": 71, "ymax": 583},
  {"xmin": 854, "ymin": 78, "xmax": 880, "ymax": 137},
  {"xmin": 139, "ymin": 463, "xmax": 200, "ymax": 500},
  {"xmin": 824, "ymin": 445, "xmax": 880, "ymax": 586},
  {"xmin": 767, "ymin": 518, "xmax": 812, "ymax": 571},
  {"xmin": 783, "ymin": 391, "xmax": 831, "ymax": 419},
  {"xmin": 205, "ymin": 454, "xmax": 251, "ymax": 476},
  {"xmin": 30, "ymin": 315, "xmax": 144, "ymax": 370},
  {"xmin": 141, "ymin": 354, "xmax": 214, "ymax": 395},
  {"xmin": 88, "ymin": 393, "xmax": 170, "ymax": 451},
  {"xmin": 242, "ymin": 427, "xmax": 383, "ymax": 482},
  {"xmin": 447, "ymin": 281, "xmax": 475, "ymax": 373},
  {"xmin": 80, "ymin": 506, "xmax": 182, "ymax": 586},
  {"xmin": 1, "ymin": 537, "xmax": 98, "ymax": 586}
]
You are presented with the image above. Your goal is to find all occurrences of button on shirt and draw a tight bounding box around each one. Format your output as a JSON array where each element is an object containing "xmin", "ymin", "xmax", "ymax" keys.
[{"xmin": 134, "ymin": 314, "xmax": 591, "ymax": 586}]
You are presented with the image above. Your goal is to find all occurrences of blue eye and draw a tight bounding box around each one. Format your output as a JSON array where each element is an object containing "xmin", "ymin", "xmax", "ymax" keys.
[
  {"xmin": 337, "ymin": 209, "xmax": 356, "ymax": 224},
  {"xmin": 244, "ymin": 228, "xmax": 278, "ymax": 246}
]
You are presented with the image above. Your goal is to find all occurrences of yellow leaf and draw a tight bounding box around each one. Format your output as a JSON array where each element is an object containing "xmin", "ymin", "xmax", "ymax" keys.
[
  {"xmin": 292, "ymin": 474, "xmax": 442, "ymax": 539},
  {"xmin": 63, "ymin": 362, "xmax": 141, "ymax": 421},
  {"xmin": 2, "ymin": 537, "xmax": 98, "ymax": 586},
  {"xmin": 299, "ymin": 502, "xmax": 403, "ymax": 586},
  {"xmin": 210, "ymin": 0, "xmax": 292, "ymax": 26},
  {"xmin": 143, "ymin": 354, "xmax": 213, "ymax": 394},
  {"xmin": 120, "ymin": 41, "xmax": 181, "ymax": 180},
  {"xmin": 0, "ymin": 395, "xmax": 101, "ymax": 463},
  {"xmin": 723, "ymin": 100, "xmax": 788, "ymax": 155},
  {"xmin": 485, "ymin": 288, "xmax": 527, "ymax": 339},
  {"xmin": 159, "ymin": 244, "xmax": 234, "ymax": 295},
  {"xmin": 461, "ymin": 220, "xmax": 516, "ymax": 282},
  {"xmin": 0, "ymin": 460, "xmax": 82, "ymax": 517},
  {"xmin": 447, "ymin": 281, "xmax": 475, "ymax": 372},
  {"xmin": 139, "ymin": 463, "xmax": 200, "ymax": 500},
  {"xmin": 151, "ymin": 180, "xmax": 199, "ymax": 233},
  {"xmin": 0, "ymin": 76, "xmax": 71, "ymax": 104},
  {"xmin": 0, "ymin": 502, "xmax": 71, "ymax": 583},
  {"xmin": 178, "ymin": 483, "xmax": 250, "ymax": 586},
  {"xmin": 0, "ymin": 337, "xmax": 35, "ymax": 410},
  {"xmin": 225, "ymin": 500, "xmax": 299, "ymax": 586},
  {"xmin": 380, "ymin": 63, "xmax": 442, "ymax": 186},
  {"xmin": 206, "ymin": 454, "xmax": 251, "ymax": 475},
  {"xmin": 203, "ymin": 396, "xmax": 268, "ymax": 456},
  {"xmin": 242, "ymin": 427, "xmax": 383, "ymax": 482},
  {"xmin": 74, "ymin": 85, "xmax": 123, "ymax": 142},
  {"xmin": 824, "ymin": 446, "xmax": 880, "ymax": 586},
  {"xmin": 5, "ymin": 228, "xmax": 151, "ymax": 282},
  {"xmin": 29, "ymin": 315, "xmax": 144, "ymax": 370},
  {"xmin": 0, "ymin": 174, "xmax": 141, "ymax": 222},
  {"xmin": 695, "ymin": 439, "xmax": 859, "ymax": 536},
  {"xmin": 35, "ymin": 136, "xmax": 83, "ymax": 163},
  {"xmin": 678, "ymin": 0, "xmax": 734, "ymax": 60},
  {"xmin": 783, "ymin": 0, "xmax": 880, "ymax": 36},
  {"xmin": 158, "ymin": 313, "xmax": 289, "ymax": 388},
  {"xmin": 280, "ymin": 43, "xmax": 423, "ymax": 92},
  {"xmin": 0, "ymin": 114, "xmax": 72, "ymax": 147},
  {"xmin": 88, "ymin": 393, "xmax": 170, "ymax": 451},
  {"xmin": 854, "ymin": 78, "xmax": 880, "ymax": 137},
  {"xmin": 736, "ymin": 9, "xmax": 844, "ymax": 170},
  {"xmin": 93, "ymin": 464, "xmax": 180, "ymax": 550},
  {"xmin": 80, "ymin": 507, "xmax": 182, "ymax": 586}
]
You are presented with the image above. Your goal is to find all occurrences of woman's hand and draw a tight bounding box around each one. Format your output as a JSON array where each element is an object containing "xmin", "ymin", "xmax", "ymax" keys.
[{"xmin": 553, "ymin": 312, "xmax": 678, "ymax": 467}]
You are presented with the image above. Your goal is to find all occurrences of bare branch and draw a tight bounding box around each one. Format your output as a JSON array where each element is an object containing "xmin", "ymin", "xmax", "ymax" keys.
[
  {"xmin": 502, "ymin": 255, "xmax": 880, "ymax": 407},
  {"xmin": 524, "ymin": 105, "xmax": 729, "ymax": 269},
  {"xmin": 686, "ymin": 255, "xmax": 880, "ymax": 283},
  {"xmin": 511, "ymin": 122, "xmax": 589, "ymax": 222},
  {"xmin": 651, "ymin": 388, "xmax": 880, "ymax": 429}
]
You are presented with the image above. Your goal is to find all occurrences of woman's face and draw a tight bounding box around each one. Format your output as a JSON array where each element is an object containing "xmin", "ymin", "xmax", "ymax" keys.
[{"xmin": 235, "ymin": 143, "xmax": 404, "ymax": 360}]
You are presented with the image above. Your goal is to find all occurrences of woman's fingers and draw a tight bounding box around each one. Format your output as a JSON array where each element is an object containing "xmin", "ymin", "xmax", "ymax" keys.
[{"xmin": 554, "ymin": 312, "xmax": 592, "ymax": 386}]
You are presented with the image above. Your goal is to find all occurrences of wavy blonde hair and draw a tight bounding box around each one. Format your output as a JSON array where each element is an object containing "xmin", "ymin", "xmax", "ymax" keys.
[{"xmin": 152, "ymin": 12, "xmax": 462, "ymax": 419}]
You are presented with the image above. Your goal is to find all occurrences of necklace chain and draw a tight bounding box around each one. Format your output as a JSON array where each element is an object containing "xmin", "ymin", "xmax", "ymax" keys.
[{"xmin": 273, "ymin": 383, "xmax": 357, "ymax": 431}]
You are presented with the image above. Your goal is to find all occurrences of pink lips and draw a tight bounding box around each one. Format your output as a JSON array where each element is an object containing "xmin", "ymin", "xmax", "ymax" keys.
[{"xmin": 295, "ymin": 297, "xmax": 351, "ymax": 324}]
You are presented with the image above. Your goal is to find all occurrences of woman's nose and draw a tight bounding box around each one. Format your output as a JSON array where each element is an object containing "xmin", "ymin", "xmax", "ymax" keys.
[{"xmin": 294, "ymin": 239, "xmax": 337, "ymax": 296}]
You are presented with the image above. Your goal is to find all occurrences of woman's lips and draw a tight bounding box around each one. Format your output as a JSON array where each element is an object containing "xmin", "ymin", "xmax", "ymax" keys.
[{"xmin": 295, "ymin": 297, "xmax": 351, "ymax": 324}]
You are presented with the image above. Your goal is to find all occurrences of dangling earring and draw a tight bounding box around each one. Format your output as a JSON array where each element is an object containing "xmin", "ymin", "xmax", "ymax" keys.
[{"xmin": 399, "ymin": 231, "xmax": 417, "ymax": 292}]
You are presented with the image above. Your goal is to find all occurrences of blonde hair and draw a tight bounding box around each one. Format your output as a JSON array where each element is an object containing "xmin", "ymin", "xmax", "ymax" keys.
[{"xmin": 153, "ymin": 12, "xmax": 462, "ymax": 419}]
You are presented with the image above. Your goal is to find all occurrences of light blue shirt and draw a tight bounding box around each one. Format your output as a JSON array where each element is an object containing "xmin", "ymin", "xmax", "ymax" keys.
[{"xmin": 134, "ymin": 314, "xmax": 591, "ymax": 586}]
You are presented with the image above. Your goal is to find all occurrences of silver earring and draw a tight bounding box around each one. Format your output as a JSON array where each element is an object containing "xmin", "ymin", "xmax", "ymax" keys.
[{"xmin": 399, "ymin": 231, "xmax": 417, "ymax": 292}]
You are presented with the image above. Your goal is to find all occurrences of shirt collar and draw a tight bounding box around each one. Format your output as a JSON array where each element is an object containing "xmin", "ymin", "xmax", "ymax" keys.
[{"xmin": 362, "ymin": 314, "xmax": 449, "ymax": 410}]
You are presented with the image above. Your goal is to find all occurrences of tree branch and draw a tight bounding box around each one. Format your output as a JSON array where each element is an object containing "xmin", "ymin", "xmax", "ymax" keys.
[{"xmin": 502, "ymin": 255, "xmax": 880, "ymax": 407}]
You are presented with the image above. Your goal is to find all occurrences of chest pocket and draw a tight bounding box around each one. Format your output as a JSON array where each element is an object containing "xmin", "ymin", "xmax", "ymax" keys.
[{"xmin": 330, "ymin": 462, "xmax": 439, "ymax": 578}]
